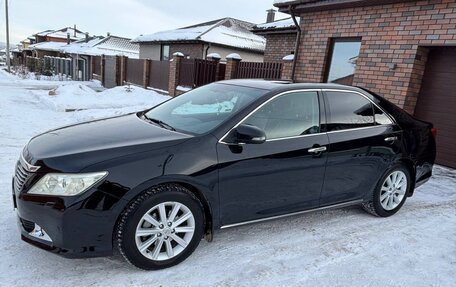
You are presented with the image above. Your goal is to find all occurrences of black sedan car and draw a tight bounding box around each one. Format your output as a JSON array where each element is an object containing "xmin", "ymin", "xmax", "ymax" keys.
[{"xmin": 13, "ymin": 80, "xmax": 436, "ymax": 269}]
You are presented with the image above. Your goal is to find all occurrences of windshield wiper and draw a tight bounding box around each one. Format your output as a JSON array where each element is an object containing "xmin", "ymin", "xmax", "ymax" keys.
[{"xmin": 142, "ymin": 114, "xmax": 176, "ymax": 131}]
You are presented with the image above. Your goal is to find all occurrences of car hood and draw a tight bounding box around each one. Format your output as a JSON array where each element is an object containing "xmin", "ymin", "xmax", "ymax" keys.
[{"xmin": 25, "ymin": 113, "xmax": 192, "ymax": 172}]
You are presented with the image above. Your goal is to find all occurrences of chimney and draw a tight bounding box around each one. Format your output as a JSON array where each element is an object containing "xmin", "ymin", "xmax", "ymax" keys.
[
  {"xmin": 266, "ymin": 9, "xmax": 276, "ymax": 23},
  {"xmin": 107, "ymin": 32, "xmax": 111, "ymax": 37},
  {"xmin": 74, "ymin": 25, "xmax": 77, "ymax": 37},
  {"xmin": 67, "ymin": 33, "xmax": 70, "ymax": 44},
  {"xmin": 85, "ymin": 32, "xmax": 89, "ymax": 43}
]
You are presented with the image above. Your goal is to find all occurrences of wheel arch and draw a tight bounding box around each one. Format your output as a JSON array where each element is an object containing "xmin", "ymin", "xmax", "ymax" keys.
[
  {"xmin": 113, "ymin": 176, "xmax": 216, "ymax": 248},
  {"xmin": 395, "ymin": 157, "xmax": 416, "ymax": 196}
]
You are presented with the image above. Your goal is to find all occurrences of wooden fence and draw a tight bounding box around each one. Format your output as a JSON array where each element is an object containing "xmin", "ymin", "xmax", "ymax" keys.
[
  {"xmin": 235, "ymin": 62, "xmax": 283, "ymax": 80},
  {"xmin": 149, "ymin": 60, "xmax": 170, "ymax": 91},
  {"xmin": 178, "ymin": 58, "xmax": 226, "ymax": 88}
]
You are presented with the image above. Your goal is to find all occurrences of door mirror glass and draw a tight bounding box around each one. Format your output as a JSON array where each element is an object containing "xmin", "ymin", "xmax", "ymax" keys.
[{"xmin": 233, "ymin": 124, "xmax": 266, "ymax": 144}]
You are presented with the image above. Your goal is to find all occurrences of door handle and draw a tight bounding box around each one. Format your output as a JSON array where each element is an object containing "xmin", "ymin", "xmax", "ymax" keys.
[
  {"xmin": 384, "ymin": 136, "xmax": 398, "ymax": 142},
  {"xmin": 308, "ymin": 146, "xmax": 327, "ymax": 154}
]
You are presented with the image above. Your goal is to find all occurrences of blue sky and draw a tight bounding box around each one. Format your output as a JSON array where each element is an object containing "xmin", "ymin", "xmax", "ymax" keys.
[{"xmin": 0, "ymin": 0, "xmax": 289, "ymax": 44}]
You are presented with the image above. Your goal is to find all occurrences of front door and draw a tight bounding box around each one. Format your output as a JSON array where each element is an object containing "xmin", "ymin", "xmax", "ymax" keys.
[{"xmin": 217, "ymin": 90, "xmax": 329, "ymax": 226}]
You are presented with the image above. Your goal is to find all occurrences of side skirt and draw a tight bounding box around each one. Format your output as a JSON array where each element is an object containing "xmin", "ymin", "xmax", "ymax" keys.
[{"xmin": 220, "ymin": 199, "xmax": 364, "ymax": 229}]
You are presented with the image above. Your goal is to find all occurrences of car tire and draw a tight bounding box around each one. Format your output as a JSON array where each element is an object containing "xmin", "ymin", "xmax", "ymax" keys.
[
  {"xmin": 116, "ymin": 184, "xmax": 205, "ymax": 270},
  {"xmin": 362, "ymin": 164, "xmax": 412, "ymax": 217}
]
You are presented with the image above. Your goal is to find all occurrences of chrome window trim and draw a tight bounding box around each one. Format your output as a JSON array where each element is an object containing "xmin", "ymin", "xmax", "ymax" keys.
[
  {"xmin": 218, "ymin": 89, "xmax": 322, "ymax": 145},
  {"xmin": 218, "ymin": 88, "xmax": 396, "ymax": 145},
  {"xmin": 325, "ymin": 124, "xmax": 394, "ymax": 134}
]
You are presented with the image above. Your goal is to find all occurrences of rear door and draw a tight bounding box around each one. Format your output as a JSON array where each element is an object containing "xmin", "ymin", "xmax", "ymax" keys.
[{"xmin": 319, "ymin": 90, "xmax": 402, "ymax": 205}]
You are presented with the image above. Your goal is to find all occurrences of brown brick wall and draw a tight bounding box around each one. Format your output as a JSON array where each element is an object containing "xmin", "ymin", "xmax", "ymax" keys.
[
  {"xmin": 170, "ymin": 43, "xmax": 204, "ymax": 59},
  {"xmin": 294, "ymin": 0, "xmax": 456, "ymax": 113},
  {"xmin": 264, "ymin": 33, "xmax": 297, "ymax": 62}
]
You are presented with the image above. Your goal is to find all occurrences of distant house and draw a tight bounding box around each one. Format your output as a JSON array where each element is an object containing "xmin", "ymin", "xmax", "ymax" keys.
[
  {"xmin": 34, "ymin": 26, "xmax": 86, "ymax": 43},
  {"xmin": 31, "ymin": 35, "xmax": 139, "ymax": 80},
  {"xmin": 132, "ymin": 18, "xmax": 266, "ymax": 62},
  {"xmin": 252, "ymin": 10, "xmax": 297, "ymax": 62}
]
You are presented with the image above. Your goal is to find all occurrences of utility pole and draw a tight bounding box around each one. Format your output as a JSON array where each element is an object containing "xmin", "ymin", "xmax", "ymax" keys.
[{"xmin": 5, "ymin": 0, "xmax": 11, "ymax": 72}]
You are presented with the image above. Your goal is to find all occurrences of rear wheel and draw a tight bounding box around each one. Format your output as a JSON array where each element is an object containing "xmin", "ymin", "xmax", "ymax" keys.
[
  {"xmin": 362, "ymin": 165, "xmax": 411, "ymax": 217},
  {"xmin": 116, "ymin": 184, "xmax": 205, "ymax": 270}
]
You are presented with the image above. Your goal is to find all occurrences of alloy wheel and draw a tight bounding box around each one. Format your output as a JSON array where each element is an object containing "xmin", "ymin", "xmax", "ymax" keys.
[
  {"xmin": 380, "ymin": 170, "xmax": 407, "ymax": 211},
  {"xmin": 135, "ymin": 201, "xmax": 195, "ymax": 261}
]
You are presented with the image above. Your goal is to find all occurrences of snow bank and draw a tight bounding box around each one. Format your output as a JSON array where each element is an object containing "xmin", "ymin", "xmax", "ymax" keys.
[{"xmin": 33, "ymin": 83, "xmax": 170, "ymax": 112}]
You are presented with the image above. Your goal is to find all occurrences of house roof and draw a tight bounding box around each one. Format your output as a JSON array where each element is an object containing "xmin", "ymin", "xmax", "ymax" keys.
[
  {"xmin": 29, "ymin": 35, "xmax": 140, "ymax": 58},
  {"xmin": 35, "ymin": 27, "xmax": 86, "ymax": 41},
  {"xmin": 273, "ymin": 0, "xmax": 418, "ymax": 13},
  {"xmin": 252, "ymin": 17, "xmax": 298, "ymax": 34},
  {"xmin": 132, "ymin": 18, "xmax": 266, "ymax": 53}
]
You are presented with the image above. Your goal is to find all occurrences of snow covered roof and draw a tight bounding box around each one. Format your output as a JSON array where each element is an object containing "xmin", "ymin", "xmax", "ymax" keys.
[
  {"xmin": 132, "ymin": 18, "xmax": 265, "ymax": 53},
  {"xmin": 253, "ymin": 17, "xmax": 298, "ymax": 32},
  {"xmin": 35, "ymin": 27, "xmax": 86, "ymax": 41},
  {"xmin": 29, "ymin": 41, "xmax": 67, "ymax": 52},
  {"xmin": 29, "ymin": 36, "xmax": 139, "ymax": 58}
]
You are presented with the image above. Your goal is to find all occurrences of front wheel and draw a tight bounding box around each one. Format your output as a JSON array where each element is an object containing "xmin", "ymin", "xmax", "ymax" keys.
[
  {"xmin": 116, "ymin": 184, "xmax": 205, "ymax": 270},
  {"xmin": 363, "ymin": 164, "xmax": 412, "ymax": 217}
]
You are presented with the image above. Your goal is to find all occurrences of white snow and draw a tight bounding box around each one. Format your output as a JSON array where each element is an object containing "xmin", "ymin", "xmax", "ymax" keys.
[
  {"xmin": 283, "ymin": 54, "xmax": 295, "ymax": 61},
  {"xmin": 206, "ymin": 52, "xmax": 221, "ymax": 59},
  {"xmin": 255, "ymin": 17, "xmax": 298, "ymax": 30},
  {"xmin": 226, "ymin": 53, "xmax": 242, "ymax": 60},
  {"xmin": 29, "ymin": 36, "xmax": 139, "ymax": 58},
  {"xmin": 176, "ymin": 85, "xmax": 192, "ymax": 92},
  {"xmin": 173, "ymin": 52, "xmax": 185, "ymax": 57},
  {"xmin": 0, "ymin": 69, "xmax": 455, "ymax": 286},
  {"xmin": 133, "ymin": 18, "xmax": 265, "ymax": 52}
]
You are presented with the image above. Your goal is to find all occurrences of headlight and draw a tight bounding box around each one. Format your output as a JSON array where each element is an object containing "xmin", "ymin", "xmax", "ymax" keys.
[{"xmin": 28, "ymin": 172, "xmax": 108, "ymax": 196}]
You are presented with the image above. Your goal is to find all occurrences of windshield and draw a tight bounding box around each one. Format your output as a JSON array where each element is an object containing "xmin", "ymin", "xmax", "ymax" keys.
[{"xmin": 144, "ymin": 83, "xmax": 267, "ymax": 135}]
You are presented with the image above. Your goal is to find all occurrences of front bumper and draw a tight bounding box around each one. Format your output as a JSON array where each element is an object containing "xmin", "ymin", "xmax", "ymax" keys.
[{"xmin": 13, "ymin": 179, "xmax": 125, "ymax": 258}]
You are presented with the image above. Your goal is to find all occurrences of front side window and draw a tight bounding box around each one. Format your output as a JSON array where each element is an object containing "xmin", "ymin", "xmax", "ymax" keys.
[
  {"xmin": 325, "ymin": 91, "xmax": 374, "ymax": 132},
  {"xmin": 243, "ymin": 91, "xmax": 320, "ymax": 140},
  {"xmin": 144, "ymin": 83, "xmax": 266, "ymax": 135},
  {"xmin": 326, "ymin": 39, "xmax": 361, "ymax": 85}
]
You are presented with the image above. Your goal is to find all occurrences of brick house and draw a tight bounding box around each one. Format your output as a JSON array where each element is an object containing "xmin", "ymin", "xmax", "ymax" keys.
[
  {"xmin": 272, "ymin": 0, "xmax": 456, "ymax": 168},
  {"xmin": 252, "ymin": 11, "xmax": 298, "ymax": 62},
  {"xmin": 132, "ymin": 18, "xmax": 266, "ymax": 62}
]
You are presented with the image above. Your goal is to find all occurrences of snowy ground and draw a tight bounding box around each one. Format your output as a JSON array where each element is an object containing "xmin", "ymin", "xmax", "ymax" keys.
[{"xmin": 0, "ymin": 70, "xmax": 455, "ymax": 287}]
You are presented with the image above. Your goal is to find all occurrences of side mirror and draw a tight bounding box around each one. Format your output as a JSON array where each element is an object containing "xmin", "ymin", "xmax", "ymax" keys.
[{"xmin": 232, "ymin": 124, "xmax": 266, "ymax": 144}]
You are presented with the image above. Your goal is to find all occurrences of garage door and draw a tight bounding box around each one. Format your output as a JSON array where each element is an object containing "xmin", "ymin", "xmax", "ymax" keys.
[{"xmin": 414, "ymin": 47, "xmax": 456, "ymax": 168}]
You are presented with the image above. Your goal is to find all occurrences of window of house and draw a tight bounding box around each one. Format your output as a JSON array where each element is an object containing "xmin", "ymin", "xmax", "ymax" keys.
[
  {"xmin": 243, "ymin": 91, "xmax": 320, "ymax": 140},
  {"xmin": 161, "ymin": 45, "xmax": 170, "ymax": 61},
  {"xmin": 325, "ymin": 39, "xmax": 361, "ymax": 85},
  {"xmin": 325, "ymin": 91, "xmax": 374, "ymax": 132}
]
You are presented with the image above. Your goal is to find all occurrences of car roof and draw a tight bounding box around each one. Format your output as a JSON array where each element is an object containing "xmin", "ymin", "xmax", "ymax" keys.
[{"xmin": 217, "ymin": 79, "xmax": 366, "ymax": 94}]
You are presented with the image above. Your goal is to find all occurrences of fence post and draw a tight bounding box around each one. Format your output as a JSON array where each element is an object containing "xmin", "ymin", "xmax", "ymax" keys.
[
  {"xmin": 224, "ymin": 53, "xmax": 242, "ymax": 80},
  {"xmin": 143, "ymin": 59, "xmax": 151, "ymax": 89},
  {"xmin": 207, "ymin": 53, "xmax": 221, "ymax": 82},
  {"xmin": 120, "ymin": 56, "xmax": 128, "ymax": 85},
  {"xmin": 101, "ymin": 55, "xmax": 106, "ymax": 86},
  {"xmin": 168, "ymin": 52, "xmax": 184, "ymax": 97},
  {"xmin": 281, "ymin": 54, "xmax": 294, "ymax": 81}
]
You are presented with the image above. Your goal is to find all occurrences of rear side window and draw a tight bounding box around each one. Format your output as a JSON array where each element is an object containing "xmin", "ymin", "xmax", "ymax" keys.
[
  {"xmin": 243, "ymin": 91, "xmax": 320, "ymax": 140},
  {"xmin": 325, "ymin": 91, "xmax": 374, "ymax": 131}
]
